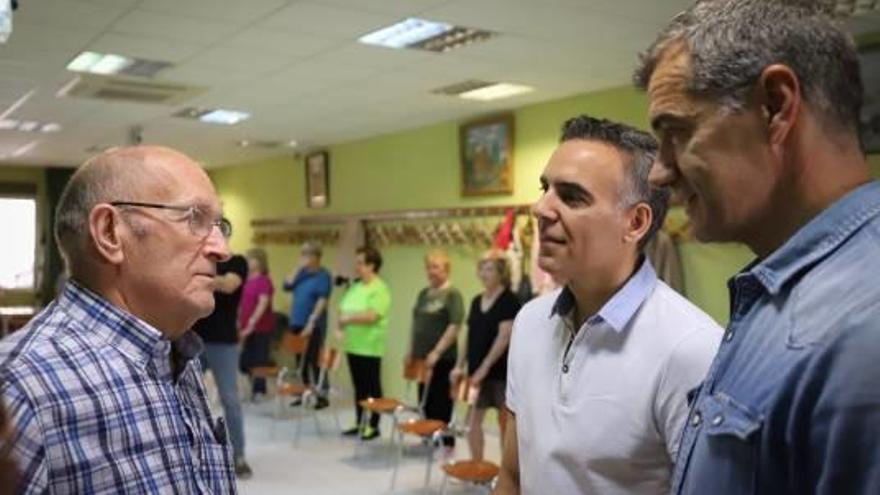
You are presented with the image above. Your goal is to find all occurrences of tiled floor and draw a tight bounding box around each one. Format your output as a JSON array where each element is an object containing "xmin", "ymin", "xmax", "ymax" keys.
[{"xmin": 233, "ymin": 399, "xmax": 500, "ymax": 495}]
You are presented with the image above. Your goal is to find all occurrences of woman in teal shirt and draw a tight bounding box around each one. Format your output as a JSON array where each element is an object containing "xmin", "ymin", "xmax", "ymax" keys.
[{"xmin": 336, "ymin": 246, "xmax": 391, "ymax": 440}]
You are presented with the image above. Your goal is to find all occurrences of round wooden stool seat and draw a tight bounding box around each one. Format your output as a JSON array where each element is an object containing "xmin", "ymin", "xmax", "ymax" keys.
[
  {"xmin": 398, "ymin": 419, "xmax": 445, "ymax": 437},
  {"xmin": 359, "ymin": 397, "xmax": 401, "ymax": 413},
  {"xmin": 442, "ymin": 460, "xmax": 500, "ymax": 483},
  {"xmin": 250, "ymin": 366, "xmax": 280, "ymax": 378},
  {"xmin": 278, "ymin": 383, "xmax": 308, "ymax": 395}
]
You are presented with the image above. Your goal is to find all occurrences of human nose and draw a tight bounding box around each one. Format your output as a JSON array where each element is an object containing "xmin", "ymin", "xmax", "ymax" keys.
[
  {"xmin": 649, "ymin": 154, "xmax": 679, "ymax": 188},
  {"xmin": 204, "ymin": 226, "xmax": 231, "ymax": 262}
]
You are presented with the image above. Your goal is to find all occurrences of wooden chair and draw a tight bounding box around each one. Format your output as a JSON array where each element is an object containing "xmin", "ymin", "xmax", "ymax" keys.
[
  {"xmin": 251, "ymin": 332, "xmax": 310, "ymax": 395},
  {"xmin": 356, "ymin": 358, "xmax": 429, "ymax": 457},
  {"xmin": 274, "ymin": 346, "xmax": 342, "ymax": 445},
  {"xmin": 388, "ymin": 361, "xmax": 443, "ymax": 490},
  {"xmin": 438, "ymin": 376, "xmax": 501, "ymax": 495}
]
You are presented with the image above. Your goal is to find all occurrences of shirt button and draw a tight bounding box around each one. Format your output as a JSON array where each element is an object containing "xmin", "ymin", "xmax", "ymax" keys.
[
  {"xmin": 712, "ymin": 414, "xmax": 724, "ymax": 426},
  {"xmin": 562, "ymin": 364, "xmax": 569, "ymax": 374},
  {"xmin": 724, "ymin": 330, "xmax": 734, "ymax": 342},
  {"xmin": 690, "ymin": 411, "xmax": 702, "ymax": 427}
]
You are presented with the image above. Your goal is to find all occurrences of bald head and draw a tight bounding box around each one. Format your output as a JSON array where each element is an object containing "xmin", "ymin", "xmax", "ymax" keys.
[{"xmin": 55, "ymin": 145, "xmax": 209, "ymax": 275}]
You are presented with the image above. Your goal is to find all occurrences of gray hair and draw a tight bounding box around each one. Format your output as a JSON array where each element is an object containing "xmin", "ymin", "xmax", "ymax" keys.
[
  {"xmin": 634, "ymin": 0, "xmax": 863, "ymax": 139},
  {"xmin": 54, "ymin": 149, "xmax": 144, "ymax": 272},
  {"xmin": 301, "ymin": 241, "xmax": 322, "ymax": 258},
  {"xmin": 559, "ymin": 115, "xmax": 670, "ymax": 250}
]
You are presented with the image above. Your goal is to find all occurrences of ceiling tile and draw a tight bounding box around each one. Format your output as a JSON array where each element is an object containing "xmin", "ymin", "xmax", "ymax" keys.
[
  {"xmin": 187, "ymin": 46, "xmax": 294, "ymax": 75},
  {"xmin": 256, "ymin": 1, "xmax": 398, "ymax": 39},
  {"xmin": 88, "ymin": 32, "xmax": 207, "ymax": 64},
  {"xmin": 111, "ymin": 9, "xmax": 239, "ymax": 45},
  {"xmin": 317, "ymin": 0, "xmax": 452, "ymax": 16},
  {"xmin": 13, "ymin": 0, "xmax": 131, "ymax": 30},
  {"xmin": 137, "ymin": 0, "xmax": 289, "ymax": 23},
  {"xmin": 221, "ymin": 28, "xmax": 344, "ymax": 58}
]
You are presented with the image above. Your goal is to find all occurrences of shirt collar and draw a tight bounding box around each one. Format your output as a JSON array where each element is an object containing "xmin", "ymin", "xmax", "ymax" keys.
[
  {"xmin": 59, "ymin": 280, "xmax": 203, "ymax": 372},
  {"xmin": 551, "ymin": 257, "xmax": 658, "ymax": 333},
  {"xmin": 748, "ymin": 181, "xmax": 880, "ymax": 295}
]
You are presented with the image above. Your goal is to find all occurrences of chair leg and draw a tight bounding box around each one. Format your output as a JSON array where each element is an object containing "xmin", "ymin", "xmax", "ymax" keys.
[
  {"xmin": 389, "ymin": 428, "xmax": 403, "ymax": 492},
  {"xmin": 355, "ymin": 409, "xmax": 369, "ymax": 457},
  {"xmin": 294, "ymin": 398, "xmax": 304, "ymax": 447},
  {"xmin": 386, "ymin": 414, "xmax": 399, "ymax": 467},
  {"xmin": 440, "ymin": 473, "xmax": 449, "ymax": 495},
  {"xmin": 424, "ymin": 436, "xmax": 434, "ymax": 488}
]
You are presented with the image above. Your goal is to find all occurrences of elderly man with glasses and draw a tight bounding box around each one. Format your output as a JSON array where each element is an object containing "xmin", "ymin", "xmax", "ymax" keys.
[{"xmin": 0, "ymin": 146, "xmax": 237, "ymax": 494}]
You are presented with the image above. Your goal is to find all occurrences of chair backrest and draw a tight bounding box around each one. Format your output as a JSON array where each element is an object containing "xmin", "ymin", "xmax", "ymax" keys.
[{"xmin": 280, "ymin": 332, "xmax": 309, "ymax": 354}]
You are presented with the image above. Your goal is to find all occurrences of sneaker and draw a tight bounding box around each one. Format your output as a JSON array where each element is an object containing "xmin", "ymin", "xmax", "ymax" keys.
[
  {"xmin": 314, "ymin": 397, "xmax": 329, "ymax": 410},
  {"xmin": 234, "ymin": 458, "xmax": 253, "ymax": 480},
  {"xmin": 360, "ymin": 426, "xmax": 381, "ymax": 441},
  {"xmin": 288, "ymin": 397, "xmax": 303, "ymax": 407},
  {"xmin": 341, "ymin": 426, "xmax": 361, "ymax": 437}
]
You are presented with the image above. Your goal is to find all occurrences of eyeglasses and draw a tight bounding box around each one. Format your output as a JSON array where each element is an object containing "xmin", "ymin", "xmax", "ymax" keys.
[{"xmin": 109, "ymin": 201, "xmax": 232, "ymax": 239}]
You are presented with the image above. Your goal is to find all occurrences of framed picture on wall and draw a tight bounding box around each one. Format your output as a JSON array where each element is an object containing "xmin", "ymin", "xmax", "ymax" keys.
[
  {"xmin": 460, "ymin": 113, "xmax": 514, "ymax": 196},
  {"xmin": 305, "ymin": 150, "xmax": 329, "ymax": 209}
]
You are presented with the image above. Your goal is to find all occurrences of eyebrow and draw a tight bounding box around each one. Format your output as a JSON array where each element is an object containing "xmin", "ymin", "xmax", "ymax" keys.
[
  {"xmin": 541, "ymin": 175, "xmax": 594, "ymax": 203},
  {"xmin": 650, "ymin": 112, "xmax": 692, "ymax": 134}
]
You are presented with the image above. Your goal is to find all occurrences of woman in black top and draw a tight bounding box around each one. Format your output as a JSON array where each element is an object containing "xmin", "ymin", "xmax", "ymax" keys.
[{"xmin": 451, "ymin": 253, "xmax": 521, "ymax": 461}]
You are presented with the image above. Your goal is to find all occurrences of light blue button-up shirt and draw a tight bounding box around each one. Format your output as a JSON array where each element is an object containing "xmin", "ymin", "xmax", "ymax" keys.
[{"xmin": 673, "ymin": 181, "xmax": 880, "ymax": 494}]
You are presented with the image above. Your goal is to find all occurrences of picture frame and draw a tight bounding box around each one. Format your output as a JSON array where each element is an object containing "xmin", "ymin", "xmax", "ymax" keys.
[
  {"xmin": 305, "ymin": 150, "xmax": 329, "ymax": 209},
  {"xmin": 460, "ymin": 113, "xmax": 515, "ymax": 196}
]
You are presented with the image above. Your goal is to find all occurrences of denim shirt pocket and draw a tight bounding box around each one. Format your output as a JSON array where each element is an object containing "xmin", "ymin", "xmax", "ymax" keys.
[{"xmin": 698, "ymin": 393, "xmax": 763, "ymax": 491}]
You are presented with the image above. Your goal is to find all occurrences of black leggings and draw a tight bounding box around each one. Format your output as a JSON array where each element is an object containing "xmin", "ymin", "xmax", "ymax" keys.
[
  {"xmin": 418, "ymin": 358, "xmax": 455, "ymax": 423},
  {"xmin": 347, "ymin": 353, "xmax": 383, "ymax": 429}
]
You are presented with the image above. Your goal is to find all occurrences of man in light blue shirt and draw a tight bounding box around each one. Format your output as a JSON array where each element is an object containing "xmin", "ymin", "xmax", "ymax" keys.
[
  {"xmin": 637, "ymin": 1, "xmax": 880, "ymax": 493},
  {"xmin": 495, "ymin": 116, "xmax": 720, "ymax": 494}
]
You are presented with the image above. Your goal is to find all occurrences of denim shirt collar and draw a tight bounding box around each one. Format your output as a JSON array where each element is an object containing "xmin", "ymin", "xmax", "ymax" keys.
[
  {"xmin": 747, "ymin": 181, "xmax": 880, "ymax": 296},
  {"xmin": 552, "ymin": 257, "xmax": 657, "ymax": 333}
]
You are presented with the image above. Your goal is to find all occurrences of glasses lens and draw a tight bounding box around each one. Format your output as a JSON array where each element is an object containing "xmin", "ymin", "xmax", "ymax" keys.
[{"xmin": 219, "ymin": 217, "xmax": 232, "ymax": 238}]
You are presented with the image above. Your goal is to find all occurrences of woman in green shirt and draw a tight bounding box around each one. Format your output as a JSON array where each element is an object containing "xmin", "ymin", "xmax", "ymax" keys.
[{"xmin": 336, "ymin": 246, "xmax": 392, "ymax": 441}]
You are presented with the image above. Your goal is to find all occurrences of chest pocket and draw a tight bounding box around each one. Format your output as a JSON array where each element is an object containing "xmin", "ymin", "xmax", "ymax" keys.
[{"xmin": 693, "ymin": 393, "xmax": 763, "ymax": 493}]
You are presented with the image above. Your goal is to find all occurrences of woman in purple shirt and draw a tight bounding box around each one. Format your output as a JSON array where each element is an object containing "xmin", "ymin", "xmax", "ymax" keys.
[{"xmin": 238, "ymin": 247, "xmax": 275, "ymax": 400}]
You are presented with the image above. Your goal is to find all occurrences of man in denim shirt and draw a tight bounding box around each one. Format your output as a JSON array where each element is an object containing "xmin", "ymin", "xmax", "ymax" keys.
[{"xmin": 635, "ymin": 1, "xmax": 880, "ymax": 493}]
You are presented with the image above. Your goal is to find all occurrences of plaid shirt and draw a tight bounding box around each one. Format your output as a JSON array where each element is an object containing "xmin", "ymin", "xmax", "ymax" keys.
[{"xmin": 0, "ymin": 281, "xmax": 236, "ymax": 494}]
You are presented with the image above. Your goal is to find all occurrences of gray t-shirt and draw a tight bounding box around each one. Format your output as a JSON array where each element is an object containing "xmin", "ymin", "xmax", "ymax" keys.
[{"xmin": 410, "ymin": 286, "xmax": 464, "ymax": 362}]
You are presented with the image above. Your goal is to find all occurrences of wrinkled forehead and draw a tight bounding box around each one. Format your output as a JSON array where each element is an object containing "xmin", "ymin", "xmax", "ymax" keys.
[
  {"xmin": 646, "ymin": 42, "xmax": 698, "ymax": 120},
  {"xmin": 140, "ymin": 150, "xmax": 221, "ymax": 213}
]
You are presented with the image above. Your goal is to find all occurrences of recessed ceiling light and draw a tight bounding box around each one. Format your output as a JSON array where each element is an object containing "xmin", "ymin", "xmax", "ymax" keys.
[
  {"xmin": 200, "ymin": 109, "xmax": 250, "ymax": 125},
  {"xmin": 287, "ymin": 140, "xmax": 298, "ymax": 148},
  {"xmin": 237, "ymin": 139, "xmax": 250, "ymax": 147},
  {"xmin": 67, "ymin": 51, "xmax": 172, "ymax": 78},
  {"xmin": 359, "ymin": 18, "xmax": 453, "ymax": 49},
  {"xmin": 458, "ymin": 83, "xmax": 534, "ymax": 101},
  {"xmin": 17, "ymin": 121, "xmax": 39, "ymax": 132},
  {"xmin": 40, "ymin": 123, "xmax": 62, "ymax": 133},
  {"xmin": 174, "ymin": 107, "xmax": 250, "ymax": 126}
]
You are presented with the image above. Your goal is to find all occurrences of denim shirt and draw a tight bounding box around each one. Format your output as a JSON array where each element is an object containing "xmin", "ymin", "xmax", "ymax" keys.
[{"xmin": 673, "ymin": 181, "xmax": 880, "ymax": 494}]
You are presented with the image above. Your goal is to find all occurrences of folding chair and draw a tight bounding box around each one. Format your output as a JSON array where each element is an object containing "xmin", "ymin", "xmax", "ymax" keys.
[
  {"xmin": 276, "ymin": 346, "xmax": 343, "ymax": 445},
  {"xmin": 250, "ymin": 332, "xmax": 310, "ymax": 397}
]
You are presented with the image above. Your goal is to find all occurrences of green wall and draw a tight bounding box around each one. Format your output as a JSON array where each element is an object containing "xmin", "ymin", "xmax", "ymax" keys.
[
  {"xmin": 0, "ymin": 166, "xmax": 48, "ymax": 306},
  {"xmin": 210, "ymin": 85, "xmax": 756, "ymax": 400}
]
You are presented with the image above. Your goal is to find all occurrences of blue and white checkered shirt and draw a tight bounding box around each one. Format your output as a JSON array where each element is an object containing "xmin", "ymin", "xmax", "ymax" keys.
[{"xmin": 0, "ymin": 281, "xmax": 237, "ymax": 494}]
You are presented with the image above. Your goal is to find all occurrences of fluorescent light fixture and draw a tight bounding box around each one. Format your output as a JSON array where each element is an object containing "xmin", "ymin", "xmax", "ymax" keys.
[
  {"xmin": 458, "ymin": 83, "xmax": 534, "ymax": 101},
  {"xmin": 17, "ymin": 121, "xmax": 38, "ymax": 132},
  {"xmin": 287, "ymin": 140, "xmax": 298, "ymax": 148},
  {"xmin": 67, "ymin": 51, "xmax": 138, "ymax": 76},
  {"xmin": 199, "ymin": 109, "xmax": 250, "ymax": 125},
  {"xmin": 40, "ymin": 122, "xmax": 61, "ymax": 133},
  {"xmin": 0, "ymin": 118, "xmax": 17, "ymax": 130},
  {"xmin": 0, "ymin": 0, "xmax": 12, "ymax": 44},
  {"xmin": 90, "ymin": 53, "xmax": 133, "ymax": 75},
  {"xmin": 11, "ymin": 139, "xmax": 39, "ymax": 158},
  {"xmin": 359, "ymin": 18, "xmax": 452, "ymax": 49}
]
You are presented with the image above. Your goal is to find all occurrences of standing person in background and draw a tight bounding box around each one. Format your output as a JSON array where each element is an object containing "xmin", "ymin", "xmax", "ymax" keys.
[
  {"xmin": 407, "ymin": 250, "xmax": 465, "ymax": 448},
  {"xmin": 451, "ymin": 253, "xmax": 521, "ymax": 461},
  {"xmin": 194, "ymin": 250, "xmax": 252, "ymax": 478},
  {"xmin": 283, "ymin": 242, "xmax": 332, "ymax": 408},
  {"xmin": 238, "ymin": 247, "xmax": 275, "ymax": 401},
  {"xmin": 336, "ymin": 246, "xmax": 391, "ymax": 441}
]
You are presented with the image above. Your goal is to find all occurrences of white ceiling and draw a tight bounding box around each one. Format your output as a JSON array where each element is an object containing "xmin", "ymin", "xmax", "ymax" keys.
[{"xmin": 0, "ymin": 0, "xmax": 877, "ymax": 168}]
